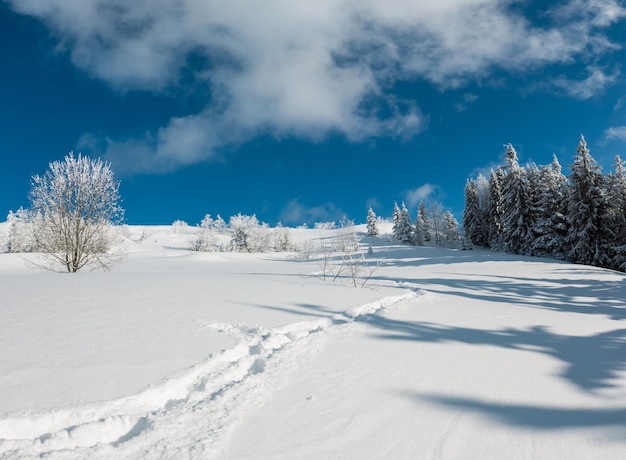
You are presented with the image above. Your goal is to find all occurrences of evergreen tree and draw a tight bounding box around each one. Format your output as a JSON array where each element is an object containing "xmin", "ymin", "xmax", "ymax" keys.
[
  {"xmin": 393, "ymin": 202, "xmax": 413, "ymax": 243},
  {"xmin": 429, "ymin": 202, "xmax": 445, "ymax": 246},
  {"xmin": 392, "ymin": 202, "xmax": 401, "ymax": 237},
  {"xmin": 605, "ymin": 155, "xmax": 626, "ymax": 270},
  {"xmin": 531, "ymin": 155, "xmax": 568, "ymax": 258},
  {"xmin": 418, "ymin": 201, "xmax": 431, "ymax": 242},
  {"xmin": 565, "ymin": 135, "xmax": 611, "ymax": 267},
  {"xmin": 414, "ymin": 211, "xmax": 425, "ymax": 246},
  {"xmin": 500, "ymin": 144, "xmax": 533, "ymax": 255},
  {"xmin": 463, "ymin": 179, "xmax": 488, "ymax": 247},
  {"xmin": 487, "ymin": 168, "xmax": 505, "ymax": 250},
  {"xmin": 366, "ymin": 207, "xmax": 379, "ymax": 237},
  {"xmin": 443, "ymin": 211, "xmax": 460, "ymax": 247}
]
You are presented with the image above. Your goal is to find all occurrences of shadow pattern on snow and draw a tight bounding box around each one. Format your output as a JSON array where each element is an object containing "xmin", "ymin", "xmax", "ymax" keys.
[
  {"xmin": 405, "ymin": 392, "xmax": 626, "ymax": 433},
  {"xmin": 376, "ymin": 271, "xmax": 626, "ymax": 321},
  {"xmin": 358, "ymin": 315, "xmax": 626, "ymax": 392}
]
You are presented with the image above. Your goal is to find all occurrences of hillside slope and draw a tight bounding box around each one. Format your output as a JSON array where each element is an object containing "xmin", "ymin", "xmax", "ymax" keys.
[{"xmin": 1, "ymin": 226, "xmax": 625, "ymax": 459}]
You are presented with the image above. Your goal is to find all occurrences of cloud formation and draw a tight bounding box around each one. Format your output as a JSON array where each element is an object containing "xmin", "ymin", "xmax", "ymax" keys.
[
  {"xmin": 406, "ymin": 184, "xmax": 442, "ymax": 208},
  {"xmin": 279, "ymin": 199, "xmax": 343, "ymax": 225},
  {"xmin": 9, "ymin": 0, "xmax": 626, "ymax": 173},
  {"xmin": 604, "ymin": 126, "xmax": 626, "ymax": 142}
]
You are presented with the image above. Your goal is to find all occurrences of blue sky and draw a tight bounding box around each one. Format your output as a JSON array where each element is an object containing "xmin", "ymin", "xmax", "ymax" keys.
[{"xmin": 2, "ymin": 1, "xmax": 626, "ymax": 226}]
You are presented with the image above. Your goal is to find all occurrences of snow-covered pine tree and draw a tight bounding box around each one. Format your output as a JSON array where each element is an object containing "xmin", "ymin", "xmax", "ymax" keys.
[
  {"xmin": 393, "ymin": 202, "xmax": 413, "ymax": 244},
  {"xmin": 463, "ymin": 179, "xmax": 488, "ymax": 247},
  {"xmin": 392, "ymin": 202, "xmax": 401, "ymax": 238},
  {"xmin": 524, "ymin": 163, "xmax": 542, "ymax": 254},
  {"xmin": 605, "ymin": 155, "xmax": 626, "ymax": 271},
  {"xmin": 414, "ymin": 211, "xmax": 425, "ymax": 246},
  {"xmin": 500, "ymin": 144, "xmax": 533, "ymax": 255},
  {"xmin": 564, "ymin": 135, "xmax": 611, "ymax": 267},
  {"xmin": 443, "ymin": 211, "xmax": 460, "ymax": 247},
  {"xmin": 366, "ymin": 207, "xmax": 378, "ymax": 237},
  {"xmin": 418, "ymin": 201, "xmax": 431, "ymax": 242},
  {"xmin": 487, "ymin": 168, "xmax": 505, "ymax": 250},
  {"xmin": 429, "ymin": 202, "xmax": 445, "ymax": 246},
  {"xmin": 530, "ymin": 155, "xmax": 568, "ymax": 258}
]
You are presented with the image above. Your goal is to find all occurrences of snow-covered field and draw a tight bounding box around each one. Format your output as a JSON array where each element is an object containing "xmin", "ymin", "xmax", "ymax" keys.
[{"xmin": 1, "ymin": 224, "xmax": 625, "ymax": 459}]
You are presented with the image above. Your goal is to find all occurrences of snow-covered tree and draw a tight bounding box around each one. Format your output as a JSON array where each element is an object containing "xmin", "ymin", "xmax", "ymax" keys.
[
  {"xmin": 500, "ymin": 144, "xmax": 533, "ymax": 255},
  {"xmin": 29, "ymin": 152, "xmax": 124, "ymax": 272},
  {"xmin": 463, "ymin": 179, "xmax": 488, "ymax": 247},
  {"xmin": 272, "ymin": 224, "xmax": 293, "ymax": 252},
  {"xmin": 393, "ymin": 202, "xmax": 413, "ymax": 244},
  {"xmin": 366, "ymin": 207, "xmax": 378, "ymax": 237},
  {"xmin": 171, "ymin": 220, "xmax": 189, "ymax": 233},
  {"xmin": 429, "ymin": 202, "xmax": 445, "ymax": 246},
  {"xmin": 193, "ymin": 214, "xmax": 223, "ymax": 252},
  {"xmin": 487, "ymin": 169, "xmax": 505, "ymax": 250},
  {"xmin": 228, "ymin": 214, "xmax": 275, "ymax": 253},
  {"xmin": 414, "ymin": 211, "xmax": 425, "ymax": 246},
  {"xmin": 6, "ymin": 208, "xmax": 36, "ymax": 253},
  {"xmin": 564, "ymin": 135, "xmax": 611, "ymax": 267},
  {"xmin": 229, "ymin": 213, "xmax": 255, "ymax": 252},
  {"xmin": 605, "ymin": 155, "xmax": 626, "ymax": 270},
  {"xmin": 530, "ymin": 155, "xmax": 567, "ymax": 258},
  {"xmin": 418, "ymin": 201, "xmax": 431, "ymax": 242},
  {"xmin": 392, "ymin": 202, "xmax": 401, "ymax": 236},
  {"xmin": 443, "ymin": 211, "xmax": 460, "ymax": 247}
]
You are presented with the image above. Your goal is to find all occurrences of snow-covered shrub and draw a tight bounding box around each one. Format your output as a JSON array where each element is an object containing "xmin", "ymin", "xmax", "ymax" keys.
[
  {"xmin": 6, "ymin": 208, "xmax": 36, "ymax": 253},
  {"xmin": 228, "ymin": 214, "xmax": 272, "ymax": 252},
  {"xmin": 314, "ymin": 221, "xmax": 336, "ymax": 230},
  {"xmin": 193, "ymin": 214, "xmax": 225, "ymax": 252},
  {"xmin": 272, "ymin": 225, "xmax": 293, "ymax": 252},
  {"xmin": 298, "ymin": 240, "xmax": 315, "ymax": 259},
  {"xmin": 171, "ymin": 220, "xmax": 190, "ymax": 234}
]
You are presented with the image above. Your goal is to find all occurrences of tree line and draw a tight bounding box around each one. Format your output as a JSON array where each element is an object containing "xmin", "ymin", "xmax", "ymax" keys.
[
  {"xmin": 463, "ymin": 135, "xmax": 626, "ymax": 271},
  {"xmin": 366, "ymin": 201, "xmax": 461, "ymax": 247}
]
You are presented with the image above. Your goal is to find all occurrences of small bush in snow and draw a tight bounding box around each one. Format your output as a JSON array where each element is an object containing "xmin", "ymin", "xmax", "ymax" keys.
[
  {"xmin": 6, "ymin": 208, "xmax": 36, "ymax": 253},
  {"xmin": 171, "ymin": 220, "xmax": 190, "ymax": 234},
  {"xmin": 314, "ymin": 221, "xmax": 336, "ymax": 230}
]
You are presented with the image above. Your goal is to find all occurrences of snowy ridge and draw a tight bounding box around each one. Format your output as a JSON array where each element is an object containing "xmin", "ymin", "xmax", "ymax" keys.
[{"xmin": 0, "ymin": 290, "xmax": 418, "ymax": 459}]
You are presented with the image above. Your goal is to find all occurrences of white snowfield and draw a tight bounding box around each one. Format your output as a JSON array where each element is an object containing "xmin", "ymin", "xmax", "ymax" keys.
[{"xmin": 1, "ymin": 224, "xmax": 625, "ymax": 459}]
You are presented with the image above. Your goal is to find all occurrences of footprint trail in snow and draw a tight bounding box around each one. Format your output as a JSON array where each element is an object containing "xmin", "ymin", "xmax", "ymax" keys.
[{"xmin": 0, "ymin": 291, "xmax": 418, "ymax": 459}]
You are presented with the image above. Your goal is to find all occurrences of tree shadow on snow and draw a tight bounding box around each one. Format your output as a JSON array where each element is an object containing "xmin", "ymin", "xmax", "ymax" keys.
[
  {"xmin": 359, "ymin": 314, "xmax": 626, "ymax": 392},
  {"xmin": 375, "ymin": 269, "xmax": 626, "ymax": 321},
  {"xmin": 403, "ymin": 392, "xmax": 626, "ymax": 433}
]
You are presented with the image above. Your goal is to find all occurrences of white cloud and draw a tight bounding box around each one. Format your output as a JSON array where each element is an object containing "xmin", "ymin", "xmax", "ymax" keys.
[
  {"xmin": 9, "ymin": 0, "xmax": 626, "ymax": 172},
  {"xmin": 279, "ymin": 199, "xmax": 343, "ymax": 226},
  {"xmin": 405, "ymin": 184, "xmax": 441, "ymax": 208},
  {"xmin": 454, "ymin": 93, "xmax": 479, "ymax": 112},
  {"xmin": 603, "ymin": 126, "xmax": 626, "ymax": 142},
  {"xmin": 552, "ymin": 66, "xmax": 619, "ymax": 100}
]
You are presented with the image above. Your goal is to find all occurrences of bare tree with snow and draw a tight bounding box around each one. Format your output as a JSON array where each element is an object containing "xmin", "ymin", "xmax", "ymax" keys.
[{"xmin": 29, "ymin": 152, "xmax": 125, "ymax": 272}]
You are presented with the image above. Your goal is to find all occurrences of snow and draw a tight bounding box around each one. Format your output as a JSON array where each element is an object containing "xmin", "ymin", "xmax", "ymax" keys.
[{"xmin": 1, "ymin": 223, "xmax": 625, "ymax": 459}]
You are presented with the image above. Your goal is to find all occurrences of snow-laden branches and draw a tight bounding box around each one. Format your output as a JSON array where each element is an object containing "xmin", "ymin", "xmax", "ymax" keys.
[{"xmin": 28, "ymin": 152, "xmax": 125, "ymax": 272}]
